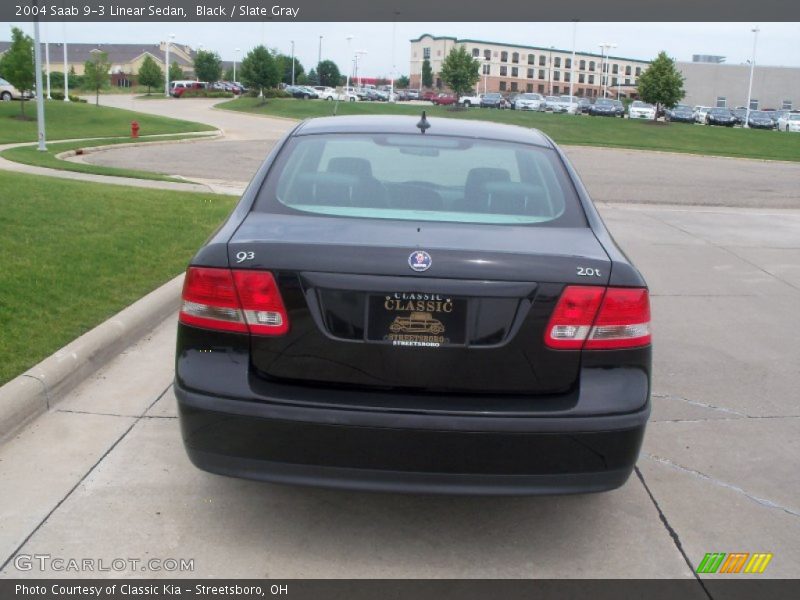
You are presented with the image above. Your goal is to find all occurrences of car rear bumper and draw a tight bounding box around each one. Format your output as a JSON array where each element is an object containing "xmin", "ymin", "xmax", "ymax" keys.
[{"xmin": 175, "ymin": 378, "xmax": 650, "ymax": 496}]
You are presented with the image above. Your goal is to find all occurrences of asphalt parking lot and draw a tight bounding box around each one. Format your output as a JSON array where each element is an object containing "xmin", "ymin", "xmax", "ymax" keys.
[{"xmin": 1, "ymin": 98, "xmax": 798, "ymax": 582}]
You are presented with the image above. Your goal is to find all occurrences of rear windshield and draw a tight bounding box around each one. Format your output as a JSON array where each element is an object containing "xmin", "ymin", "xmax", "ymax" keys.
[{"xmin": 254, "ymin": 133, "xmax": 586, "ymax": 227}]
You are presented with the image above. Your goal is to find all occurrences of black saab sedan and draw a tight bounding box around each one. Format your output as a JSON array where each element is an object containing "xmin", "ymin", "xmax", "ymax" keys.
[
  {"xmin": 666, "ymin": 104, "xmax": 695, "ymax": 123},
  {"xmin": 588, "ymin": 98, "xmax": 619, "ymax": 117},
  {"xmin": 175, "ymin": 115, "xmax": 652, "ymax": 495},
  {"xmin": 748, "ymin": 110, "xmax": 777, "ymax": 130}
]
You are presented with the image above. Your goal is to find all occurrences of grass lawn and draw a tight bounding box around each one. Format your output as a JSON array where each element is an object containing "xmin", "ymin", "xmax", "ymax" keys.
[
  {"xmin": 0, "ymin": 99, "xmax": 215, "ymax": 144},
  {"xmin": 1, "ymin": 134, "xmax": 216, "ymax": 182},
  {"xmin": 219, "ymin": 97, "xmax": 800, "ymax": 162},
  {"xmin": 0, "ymin": 170, "xmax": 236, "ymax": 385}
]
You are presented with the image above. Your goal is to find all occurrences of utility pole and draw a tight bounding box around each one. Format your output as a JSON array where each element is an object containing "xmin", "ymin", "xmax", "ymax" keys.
[
  {"xmin": 290, "ymin": 40, "xmax": 295, "ymax": 86},
  {"xmin": 44, "ymin": 24, "xmax": 51, "ymax": 99},
  {"xmin": 569, "ymin": 20, "xmax": 577, "ymax": 101},
  {"xmin": 63, "ymin": 21, "xmax": 69, "ymax": 101}
]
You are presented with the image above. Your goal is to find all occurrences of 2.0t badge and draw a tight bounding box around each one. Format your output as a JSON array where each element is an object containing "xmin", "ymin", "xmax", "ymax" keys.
[{"xmin": 408, "ymin": 250, "xmax": 432, "ymax": 272}]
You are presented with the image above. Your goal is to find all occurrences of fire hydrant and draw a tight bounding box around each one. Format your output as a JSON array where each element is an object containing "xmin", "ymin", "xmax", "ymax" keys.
[{"xmin": 130, "ymin": 121, "xmax": 140, "ymax": 139}]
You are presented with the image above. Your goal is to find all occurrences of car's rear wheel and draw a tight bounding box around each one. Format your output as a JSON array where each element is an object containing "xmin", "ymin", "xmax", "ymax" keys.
[
  {"xmin": 1, "ymin": 92, "xmax": 11, "ymax": 102},
  {"xmin": 463, "ymin": 101, "xmax": 471, "ymax": 107},
  {"xmin": 326, "ymin": 96, "xmax": 333, "ymax": 101},
  {"xmin": 349, "ymin": 97, "xmax": 356, "ymax": 102},
  {"xmin": 788, "ymin": 125, "xmax": 791, "ymax": 132}
]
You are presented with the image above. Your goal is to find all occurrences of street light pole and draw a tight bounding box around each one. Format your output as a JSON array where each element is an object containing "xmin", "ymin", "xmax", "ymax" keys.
[
  {"xmin": 390, "ymin": 12, "xmax": 399, "ymax": 102},
  {"xmin": 164, "ymin": 33, "xmax": 174, "ymax": 97},
  {"xmin": 744, "ymin": 26, "xmax": 759, "ymax": 128},
  {"xmin": 569, "ymin": 20, "xmax": 577, "ymax": 102},
  {"xmin": 44, "ymin": 25, "xmax": 51, "ymax": 99},
  {"xmin": 548, "ymin": 47, "xmax": 554, "ymax": 96},
  {"xmin": 33, "ymin": 16, "xmax": 46, "ymax": 151},
  {"xmin": 345, "ymin": 35, "xmax": 353, "ymax": 92},
  {"xmin": 484, "ymin": 57, "xmax": 489, "ymax": 94},
  {"xmin": 318, "ymin": 35, "xmax": 322, "ymax": 84},
  {"xmin": 290, "ymin": 40, "xmax": 295, "ymax": 86},
  {"xmin": 63, "ymin": 21, "xmax": 69, "ymax": 101},
  {"xmin": 233, "ymin": 48, "xmax": 239, "ymax": 82}
]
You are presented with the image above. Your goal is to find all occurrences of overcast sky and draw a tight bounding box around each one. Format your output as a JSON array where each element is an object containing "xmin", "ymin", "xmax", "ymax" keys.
[{"xmin": 4, "ymin": 22, "xmax": 799, "ymax": 76}]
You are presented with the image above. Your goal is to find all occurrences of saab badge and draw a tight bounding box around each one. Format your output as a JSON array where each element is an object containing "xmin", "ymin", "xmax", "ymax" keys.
[{"xmin": 408, "ymin": 250, "xmax": 432, "ymax": 272}]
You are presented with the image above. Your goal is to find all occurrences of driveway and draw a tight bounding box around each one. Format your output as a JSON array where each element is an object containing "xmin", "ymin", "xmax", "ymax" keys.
[{"xmin": 1, "ymin": 96, "xmax": 798, "ymax": 582}]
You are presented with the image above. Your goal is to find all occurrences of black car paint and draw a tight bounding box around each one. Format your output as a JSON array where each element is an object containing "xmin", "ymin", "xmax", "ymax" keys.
[{"xmin": 175, "ymin": 116, "xmax": 651, "ymax": 495}]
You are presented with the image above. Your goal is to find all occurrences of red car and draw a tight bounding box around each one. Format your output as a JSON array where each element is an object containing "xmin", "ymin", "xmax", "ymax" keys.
[
  {"xmin": 422, "ymin": 91, "xmax": 439, "ymax": 102},
  {"xmin": 431, "ymin": 93, "xmax": 457, "ymax": 106}
]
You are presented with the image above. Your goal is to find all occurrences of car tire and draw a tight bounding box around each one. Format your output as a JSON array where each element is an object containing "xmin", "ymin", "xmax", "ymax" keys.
[
  {"xmin": 1, "ymin": 91, "xmax": 11, "ymax": 102},
  {"xmin": 349, "ymin": 97, "xmax": 356, "ymax": 103},
  {"xmin": 326, "ymin": 96, "xmax": 333, "ymax": 101},
  {"xmin": 464, "ymin": 101, "xmax": 471, "ymax": 107},
  {"xmin": 787, "ymin": 126, "xmax": 791, "ymax": 132}
]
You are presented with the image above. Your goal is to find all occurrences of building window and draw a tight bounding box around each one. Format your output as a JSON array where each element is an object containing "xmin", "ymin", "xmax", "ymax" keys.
[
  {"xmin": 501, "ymin": 51, "xmax": 508, "ymax": 62},
  {"xmin": 612, "ymin": 77, "xmax": 618, "ymax": 86},
  {"xmin": 554, "ymin": 57, "xmax": 561, "ymax": 68},
  {"xmin": 511, "ymin": 67, "xmax": 518, "ymax": 77},
  {"xmin": 625, "ymin": 78, "xmax": 631, "ymax": 85},
  {"xmin": 527, "ymin": 68, "xmax": 534, "ymax": 78},
  {"xmin": 500, "ymin": 66, "xmax": 507, "ymax": 76},
  {"xmin": 579, "ymin": 74, "xmax": 585, "ymax": 83},
  {"xmin": 635, "ymin": 67, "xmax": 641, "ymax": 76},
  {"xmin": 579, "ymin": 60, "xmax": 586, "ymax": 70},
  {"xmin": 553, "ymin": 85, "xmax": 559, "ymax": 94},
  {"xmin": 564, "ymin": 72, "xmax": 570, "ymax": 82},
  {"xmin": 423, "ymin": 47, "xmax": 431, "ymax": 59},
  {"xmin": 512, "ymin": 52, "xmax": 519, "ymax": 63},
  {"xmin": 528, "ymin": 54, "xmax": 536, "ymax": 65},
  {"xmin": 553, "ymin": 71, "xmax": 560, "ymax": 82},
  {"xmin": 589, "ymin": 61, "xmax": 595, "ymax": 71},
  {"xmin": 484, "ymin": 49, "xmax": 491, "ymax": 60},
  {"xmin": 482, "ymin": 64, "xmax": 490, "ymax": 75},
  {"xmin": 782, "ymin": 99, "xmax": 793, "ymax": 109},
  {"xmin": 612, "ymin": 63, "xmax": 619, "ymax": 74},
  {"xmin": 716, "ymin": 96, "xmax": 727, "ymax": 108},
  {"xmin": 499, "ymin": 81, "xmax": 507, "ymax": 91},
  {"xmin": 526, "ymin": 83, "xmax": 533, "ymax": 92},
  {"xmin": 588, "ymin": 75, "xmax": 595, "ymax": 84},
  {"xmin": 472, "ymin": 48, "xmax": 480, "ymax": 57},
  {"xmin": 510, "ymin": 82, "xmax": 518, "ymax": 91},
  {"xmin": 749, "ymin": 99, "xmax": 759, "ymax": 110},
  {"xmin": 539, "ymin": 55, "xmax": 546, "ymax": 66},
  {"xmin": 565, "ymin": 58, "xmax": 572, "ymax": 69},
  {"xmin": 538, "ymin": 69, "xmax": 545, "ymax": 80},
  {"xmin": 538, "ymin": 84, "xmax": 545, "ymax": 93}
]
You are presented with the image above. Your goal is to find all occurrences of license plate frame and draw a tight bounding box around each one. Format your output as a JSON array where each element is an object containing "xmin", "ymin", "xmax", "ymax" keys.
[{"xmin": 366, "ymin": 293, "xmax": 467, "ymax": 347}]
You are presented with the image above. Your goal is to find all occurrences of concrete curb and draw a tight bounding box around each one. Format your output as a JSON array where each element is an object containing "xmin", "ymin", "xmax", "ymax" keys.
[
  {"xmin": 0, "ymin": 274, "xmax": 184, "ymax": 442},
  {"xmin": 53, "ymin": 131, "xmax": 223, "ymax": 161}
]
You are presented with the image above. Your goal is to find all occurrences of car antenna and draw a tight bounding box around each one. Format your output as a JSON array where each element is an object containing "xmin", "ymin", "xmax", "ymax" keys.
[{"xmin": 416, "ymin": 111, "xmax": 431, "ymax": 134}]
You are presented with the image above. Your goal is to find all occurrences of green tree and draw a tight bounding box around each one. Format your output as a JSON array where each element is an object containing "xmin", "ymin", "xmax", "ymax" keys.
[
  {"xmin": 307, "ymin": 68, "xmax": 318, "ymax": 85},
  {"xmin": 395, "ymin": 75, "xmax": 410, "ymax": 89},
  {"xmin": 317, "ymin": 60, "xmax": 340, "ymax": 87},
  {"xmin": 223, "ymin": 66, "xmax": 235, "ymax": 82},
  {"xmin": 137, "ymin": 54, "xmax": 162, "ymax": 95},
  {"xmin": 82, "ymin": 51, "xmax": 111, "ymax": 106},
  {"xmin": 194, "ymin": 49, "xmax": 222, "ymax": 83},
  {"xmin": 240, "ymin": 45, "xmax": 280, "ymax": 102},
  {"xmin": 439, "ymin": 46, "xmax": 480, "ymax": 101},
  {"xmin": 421, "ymin": 59, "xmax": 433, "ymax": 89},
  {"xmin": 274, "ymin": 53, "xmax": 304, "ymax": 85},
  {"xmin": 0, "ymin": 27, "xmax": 34, "ymax": 117},
  {"xmin": 637, "ymin": 51, "xmax": 685, "ymax": 116},
  {"xmin": 169, "ymin": 61, "xmax": 184, "ymax": 82}
]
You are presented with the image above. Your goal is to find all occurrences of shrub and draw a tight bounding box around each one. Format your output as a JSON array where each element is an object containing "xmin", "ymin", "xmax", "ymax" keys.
[{"xmin": 180, "ymin": 89, "xmax": 234, "ymax": 99}]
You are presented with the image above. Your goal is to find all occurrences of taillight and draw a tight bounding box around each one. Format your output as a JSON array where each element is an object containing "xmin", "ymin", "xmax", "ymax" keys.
[
  {"xmin": 545, "ymin": 286, "xmax": 650, "ymax": 350},
  {"xmin": 179, "ymin": 267, "xmax": 289, "ymax": 336}
]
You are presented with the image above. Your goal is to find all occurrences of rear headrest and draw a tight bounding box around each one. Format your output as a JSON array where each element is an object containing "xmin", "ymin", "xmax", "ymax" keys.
[
  {"xmin": 464, "ymin": 168, "xmax": 511, "ymax": 211},
  {"xmin": 327, "ymin": 157, "xmax": 373, "ymax": 179}
]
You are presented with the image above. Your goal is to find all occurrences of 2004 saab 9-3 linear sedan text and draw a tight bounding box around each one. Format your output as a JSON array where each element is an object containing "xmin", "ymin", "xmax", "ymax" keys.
[{"xmin": 175, "ymin": 114, "xmax": 652, "ymax": 495}]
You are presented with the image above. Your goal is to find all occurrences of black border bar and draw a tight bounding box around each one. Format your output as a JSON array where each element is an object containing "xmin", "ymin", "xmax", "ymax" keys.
[{"xmin": 4, "ymin": 0, "xmax": 800, "ymax": 22}]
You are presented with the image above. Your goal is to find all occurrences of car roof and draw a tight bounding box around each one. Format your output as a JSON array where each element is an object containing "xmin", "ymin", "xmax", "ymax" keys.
[{"xmin": 293, "ymin": 115, "xmax": 554, "ymax": 147}]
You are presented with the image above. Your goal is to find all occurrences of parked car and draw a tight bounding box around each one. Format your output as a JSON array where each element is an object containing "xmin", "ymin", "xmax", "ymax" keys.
[
  {"xmin": 730, "ymin": 108, "xmax": 748, "ymax": 125},
  {"xmin": 514, "ymin": 92, "xmax": 545, "ymax": 111},
  {"xmin": 577, "ymin": 98, "xmax": 592, "ymax": 113},
  {"xmin": 431, "ymin": 93, "xmax": 457, "ymax": 106},
  {"xmin": 175, "ymin": 114, "xmax": 652, "ymax": 495},
  {"xmin": 480, "ymin": 92, "xmax": 507, "ymax": 108},
  {"xmin": 554, "ymin": 95, "xmax": 580, "ymax": 115},
  {"xmin": 543, "ymin": 95, "xmax": 561, "ymax": 111},
  {"xmin": 365, "ymin": 89, "xmax": 389, "ymax": 102},
  {"xmin": 693, "ymin": 106, "xmax": 712, "ymax": 124},
  {"xmin": 170, "ymin": 81, "xmax": 206, "ymax": 98},
  {"xmin": 768, "ymin": 110, "xmax": 790, "ymax": 126},
  {"xmin": 665, "ymin": 104, "xmax": 695, "ymax": 123},
  {"xmin": 405, "ymin": 89, "xmax": 420, "ymax": 100},
  {"xmin": 458, "ymin": 92, "xmax": 483, "ymax": 107},
  {"xmin": 588, "ymin": 98, "xmax": 618, "ymax": 117},
  {"xmin": 611, "ymin": 100, "xmax": 625, "ymax": 117},
  {"xmin": 747, "ymin": 110, "xmax": 777, "ymax": 130},
  {"xmin": 706, "ymin": 107, "xmax": 737, "ymax": 127},
  {"xmin": 0, "ymin": 77, "xmax": 27, "ymax": 101},
  {"xmin": 313, "ymin": 86, "xmax": 338, "ymax": 100},
  {"xmin": 777, "ymin": 112, "xmax": 800, "ymax": 132},
  {"xmin": 628, "ymin": 101, "xmax": 656, "ymax": 120},
  {"xmin": 422, "ymin": 91, "xmax": 439, "ymax": 102},
  {"xmin": 285, "ymin": 86, "xmax": 319, "ymax": 99}
]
